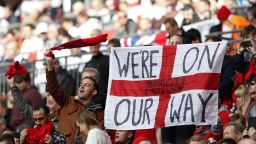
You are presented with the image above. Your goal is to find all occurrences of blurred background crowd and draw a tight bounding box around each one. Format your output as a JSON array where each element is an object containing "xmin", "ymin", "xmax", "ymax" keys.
[{"xmin": 0, "ymin": 0, "xmax": 256, "ymax": 144}]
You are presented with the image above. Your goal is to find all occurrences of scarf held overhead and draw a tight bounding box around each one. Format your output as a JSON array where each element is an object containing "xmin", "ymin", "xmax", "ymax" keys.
[
  {"xmin": 50, "ymin": 33, "xmax": 108, "ymax": 50},
  {"xmin": 45, "ymin": 33, "xmax": 108, "ymax": 58}
]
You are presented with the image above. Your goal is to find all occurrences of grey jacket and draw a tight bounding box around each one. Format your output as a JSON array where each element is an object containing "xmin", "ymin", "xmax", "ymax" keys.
[{"xmin": 10, "ymin": 86, "xmax": 33, "ymax": 121}]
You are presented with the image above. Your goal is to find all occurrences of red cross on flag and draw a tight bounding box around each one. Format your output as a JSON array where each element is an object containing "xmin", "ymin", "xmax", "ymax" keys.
[{"xmin": 105, "ymin": 41, "xmax": 227, "ymax": 130}]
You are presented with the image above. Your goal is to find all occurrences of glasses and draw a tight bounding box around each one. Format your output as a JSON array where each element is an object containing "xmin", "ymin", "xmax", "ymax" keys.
[{"xmin": 33, "ymin": 117, "xmax": 45, "ymax": 121}]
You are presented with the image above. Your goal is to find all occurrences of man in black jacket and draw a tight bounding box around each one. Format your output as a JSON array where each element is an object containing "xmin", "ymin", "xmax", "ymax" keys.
[{"xmin": 83, "ymin": 29, "xmax": 109, "ymax": 95}]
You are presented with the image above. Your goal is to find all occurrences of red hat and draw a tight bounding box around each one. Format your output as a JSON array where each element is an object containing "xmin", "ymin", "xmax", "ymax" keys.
[
  {"xmin": 217, "ymin": 6, "xmax": 231, "ymax": 21},
  {"xmin": 5, "ymin": 61, "xmax": 27, "ymax": 78}
]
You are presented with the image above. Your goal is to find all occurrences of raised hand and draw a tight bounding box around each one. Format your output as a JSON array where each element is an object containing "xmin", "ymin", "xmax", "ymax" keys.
[
  {"xmin": 20, "ymin": 129, "xmax": 28, "ymax": 144},
  {"xmin": 43, "ymin": 47, "xmax": 55, "ymax": 71}
]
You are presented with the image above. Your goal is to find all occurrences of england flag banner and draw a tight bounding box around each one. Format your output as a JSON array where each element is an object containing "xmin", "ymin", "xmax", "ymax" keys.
[{"xmin": 105, "ymin": 41, "xmax": 227, "ymax": 130}]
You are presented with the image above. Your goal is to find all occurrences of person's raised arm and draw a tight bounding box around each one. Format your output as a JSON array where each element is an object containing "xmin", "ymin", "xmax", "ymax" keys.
[
  {"xmin": 44, "ymin": 48, "xmax": 70, "ymax": 107},
  {"xmin": 6, "ymin": 77, "xmax": 33, "ymax": 121}
]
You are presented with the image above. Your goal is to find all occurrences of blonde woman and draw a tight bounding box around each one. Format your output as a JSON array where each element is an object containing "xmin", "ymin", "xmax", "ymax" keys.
[
  {"xmin": 75, "ymin": 110, "xmax": 111, "ymax": 144},
  {"xmin": 234, "ymin": 85, "xmax": 251, "ymax": 116}
]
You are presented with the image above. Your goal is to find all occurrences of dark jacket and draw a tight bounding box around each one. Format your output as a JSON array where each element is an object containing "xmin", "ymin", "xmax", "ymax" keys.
[
  {"xmin": 219, "ymin": 55, "xmax": 235, "ymax": 100},
  {"xmin": 234, "ymin": 52, "xmax": 251, "ymax": 74},
  {"xmin": 84, "ymin": 52, "xmax": 109, "ymax": 95},
  {"xmin": 56, "ymin": 67, "xmax": 76, "ymax": 96}
]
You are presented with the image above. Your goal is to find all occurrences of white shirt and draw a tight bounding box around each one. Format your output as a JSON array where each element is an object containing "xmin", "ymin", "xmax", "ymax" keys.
[
  {"xmin": 78, "ymin": 19, "xmax": 102, "ymax": 38},
  {"xmin": 86, "ymin": 128, "xmax": 112, "ymax": 144},
  {"xmin": 20, "ymin": 36, "xmax": 44, "ymax": 54},
  {"xmin": 127, "ymin": 5, "xmax": 165, "ymax": 23},
  {"xmin": 15, "ymin": 36, "xmax": 44, "ymax": 61}
]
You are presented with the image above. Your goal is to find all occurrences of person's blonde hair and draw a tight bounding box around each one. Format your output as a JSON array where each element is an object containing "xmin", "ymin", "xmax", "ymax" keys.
[
  {"xmin": 75, "ymin": 110, "xmax": 99, "ymax": 128},
  {"xmin": 234, "ymin": 86, "xmax": 244, "ymax": 98},
  {"xmin": 234, "ymin": 85, "xmax": 251, "ymax": 115}
]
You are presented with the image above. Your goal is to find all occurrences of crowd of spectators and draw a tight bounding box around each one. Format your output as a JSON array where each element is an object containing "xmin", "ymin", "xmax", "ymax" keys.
[{"xmin": 0, "ymin": 0, "xmax": 256, "ymax": 143}]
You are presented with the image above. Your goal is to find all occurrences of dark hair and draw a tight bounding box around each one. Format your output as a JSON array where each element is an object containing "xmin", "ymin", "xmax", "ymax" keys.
[
  {"xmin": 217, "ymin": 138, "xmax": 236, "ymax": 144},
  {"xmin": 184, "ymin": 28, "xmax": 202, "ymax": 44},
  {"xmin": 82, "ymin": 76, "xmax": 99, "ymax": 91},
  {"xmin": 0, "ymin": 133, "xmax": 15, "ymax": 144},
  {"xmin": 228, "ymin": 114, "xmax": 246, "ymax": 127},
  {"xmin": 205, "ymin": 37, "xmax": 221, "ymax": 42},
  {"xmin": 14, "ymin": 73, "xmax": 30, "ymax": 83},
  {"xmin": 33, "ymin": 104, "xmax": 50, "ymax": 117},
  {"xmin": 58, "ymin": 27, "xmax": 71, "ymax": 39},
  {"xmin": 108, "ymin": 38, "xmax": 121, "ymax": 47}
]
